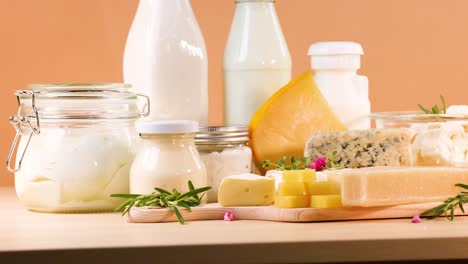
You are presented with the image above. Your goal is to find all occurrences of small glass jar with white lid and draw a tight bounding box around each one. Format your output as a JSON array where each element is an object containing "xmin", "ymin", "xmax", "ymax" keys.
[
  {"xmin": 7, "ymin": 83, "xmax": 150, "ymax": 213},
  {"xmin": 130, "ymin": 120, "xmax": 207, "ymax": 195},
  {"xmin": 195, "ymin": 126, "xmax": 252, "ymax": 202}
]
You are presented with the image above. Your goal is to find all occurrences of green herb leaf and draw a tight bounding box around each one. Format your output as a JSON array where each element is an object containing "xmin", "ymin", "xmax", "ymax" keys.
[
  {"xmin": 418, "ymin": 95, "xmax": 448, "ymax": 115},
  {"xmin": 154, "ymin": 187, "xmax": 171, "ymax": 195},
  {"xmin": 110, "ymin": 194, "xmax": 141, "ymax": 199},
  {"xmin": 172, "ymin": 206, "xmax": 185, "ymax": 224},
  {"xmin": 441, "ymin": 95, "xmax": 447, "ymax": 114},
  {"xmin": 177, "ymin": 186, "xmax": 211, "ymax": 201},
  {"xmin": 455, "ymin": 183, "xmax": 468, "ymax": 190}
]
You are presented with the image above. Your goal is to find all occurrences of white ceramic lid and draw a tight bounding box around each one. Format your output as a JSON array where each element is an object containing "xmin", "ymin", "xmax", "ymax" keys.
[
  {"xmin": 308, "ymin": 41, "xmax": 364, "ymax": 56},
  {"xmin": 137, "ymin": 120, "xmax": 199, "ymax": 134}
]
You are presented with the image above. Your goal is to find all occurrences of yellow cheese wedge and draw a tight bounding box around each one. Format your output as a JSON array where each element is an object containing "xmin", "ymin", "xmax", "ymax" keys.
[
  {"xmin": 331, "ymin": 167, "xmax": 468, "ymax": 207},
  {"xmin": 249, "ymin": 71, "xmax": 346, "ymax": 172},
  {"xmin": 311, "ymin": 195, "xmax": 342, "ymax": 209},
  {"xmin": 218, "ymin": 174, "xmax": 275, "ymax": 207},
  {"xmin": 275, "ymin": 195, "xmax": 309, "ymax": 208}
]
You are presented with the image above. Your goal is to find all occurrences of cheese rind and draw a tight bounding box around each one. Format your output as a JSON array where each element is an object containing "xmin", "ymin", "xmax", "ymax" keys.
[
  {"xmin": 218, "ymin": 174, "xmax": 275, "ymax": 207},
  {"xmin": 305, "ymin": 129, "xmax": 413, "ymax": 168},
  {"xmin": 325, "ymin": 167, "xmax": 468, "ymax": 207}
]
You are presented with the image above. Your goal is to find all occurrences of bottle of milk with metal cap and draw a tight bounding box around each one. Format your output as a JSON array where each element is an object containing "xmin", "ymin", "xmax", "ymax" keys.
[{"xmin": 308, "ymin": 42, "xmax": 371, "ymax": 130}]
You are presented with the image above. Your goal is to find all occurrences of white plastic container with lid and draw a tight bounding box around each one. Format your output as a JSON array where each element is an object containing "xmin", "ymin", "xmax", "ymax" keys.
[
  {"xmin": 308, "ymin": 42, "xmax": 371, "ymax": 129},
  {"xmin": 130, "ymin": 120, "xmax": 207, "ymax": 195},
  {"xmin": 224, "ymin": 0, "xmax": 292, "ymax": 125},
  {"xmin": 195, "ymin": 126, "xmax": 252, "ymax": 202},
  {"xmin": 7, "ymin": 84, "xmax": 149, "ymax": 213},
  {"xmin": 124, "ymin": 0, "xmax": 208, "ymax": 124}
]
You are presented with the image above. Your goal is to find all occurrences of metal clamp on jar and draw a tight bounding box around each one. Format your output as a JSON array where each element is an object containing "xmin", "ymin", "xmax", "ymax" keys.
[
  {"xmin": 6, "ymin": 83, "xmax": 149, "ymax": 213},
  {"xmin": 195, "ymin": 126, "xmax": 252, "ymax": 202}
]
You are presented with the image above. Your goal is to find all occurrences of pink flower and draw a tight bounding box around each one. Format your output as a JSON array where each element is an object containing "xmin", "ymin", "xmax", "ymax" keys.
[
  {"xmin": 411, "ymin": 215, "xmax": 422, "ymax": 224},
  {"xmin": 224, "ymin": 211, "xmax": 234, "ymax": 221},
  {"xmin": 309, "ymin": 156, "xmax": 327, "ymax": 171}
]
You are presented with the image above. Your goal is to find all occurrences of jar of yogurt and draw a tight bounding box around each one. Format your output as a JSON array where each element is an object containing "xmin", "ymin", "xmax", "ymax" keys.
[
  {"xmin": 7, "ymin": 84, "xmax": 150, "ymax": 213},
  {"xmin": 195, "ymin": 126, "xmax": 252, "ymax": 202},
  {"xmin": 130, "ymin": 120, "xmax": 207, "ymax": 195}
]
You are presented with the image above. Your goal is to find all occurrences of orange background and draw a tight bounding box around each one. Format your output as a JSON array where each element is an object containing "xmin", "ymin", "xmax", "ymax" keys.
[{"xmin": 1, "ymin": 0, "xmax": 468, "ymax": 186}]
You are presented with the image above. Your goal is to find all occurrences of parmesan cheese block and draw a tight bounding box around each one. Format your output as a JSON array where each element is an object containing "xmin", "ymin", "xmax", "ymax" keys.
[
  {"xmin": 218, "ymin": 174, "xmax": 275, "ymax": 207},
  {"xmin": 305, "ymin": 128, "xmax": 413, "ymax": 168},
  {"xmin": 324, "ymin": 167, "xmax": 468, "ymax": 207}
]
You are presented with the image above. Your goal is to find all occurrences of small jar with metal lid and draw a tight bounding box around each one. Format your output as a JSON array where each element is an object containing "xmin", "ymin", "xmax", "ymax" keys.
[
  {"xmin": 195, "ymin": 126, "xmax": 252, "ymax": 202},
  {"xmin": 130, "ymin": 120, "xmax": 207, "ymax": 195},
  {"xmin": 7, "ymin": 83, "xmax": 149, "ymax": 213}
]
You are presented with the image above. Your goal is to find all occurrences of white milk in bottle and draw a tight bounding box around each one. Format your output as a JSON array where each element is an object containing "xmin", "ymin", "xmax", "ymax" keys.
[
  {"xmin": 224, "ymin": 0, "xmax": 292, "ymax": 125},
  {"xmin": 124, "ymin": 0, "xmax": 208, "ymax": 124}
]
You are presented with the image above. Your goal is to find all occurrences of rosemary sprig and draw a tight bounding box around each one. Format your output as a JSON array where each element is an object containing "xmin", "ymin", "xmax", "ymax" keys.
[
  {"xmin": 418, "ymin": 95, "xmax": 447, "ymax": 114},
  {"xmin": 421, "ymin": 183, "xmax": 468, "ymax": 221},
  {"xmin": 111, "ymin": 181, "xmax": 211, "ymax": 224}
]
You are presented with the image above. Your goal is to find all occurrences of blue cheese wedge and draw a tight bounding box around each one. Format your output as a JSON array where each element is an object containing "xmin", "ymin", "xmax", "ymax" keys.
[{"xmin": 304, "ymin": 128, "xmax": 413, "ymax": 168}]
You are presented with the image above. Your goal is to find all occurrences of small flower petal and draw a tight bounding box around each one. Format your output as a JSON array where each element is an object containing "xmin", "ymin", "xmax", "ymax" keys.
[
  {"xmin": 311, "ymin": 156, "xmax": 328, "ymax": 171},
  {"xmin": 224, "ymin": 211, "xmax": 234, "ymax": 221},
  {"xmin": 411, "ymin": 215, "xmax": 422, "ymax": 224}
]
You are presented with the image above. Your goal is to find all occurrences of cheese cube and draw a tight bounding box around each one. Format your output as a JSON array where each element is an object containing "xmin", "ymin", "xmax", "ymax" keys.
[
  {"xmin": 218, "ymin": 174, "xmax": 275, "ymax": 207},
  {"xmin": 309, "ymin": 181, "xmax": 340, "ymax": 195},
  {"xmin": 282, "ymin": 170, "xmax": 316, "ymax": 182},
  {"xmin": 327, "ymin": 167, "xmax": 468, "ymax": 207},
  {"xmin": 310, "ymin": 195, "xmax": 342, "ymax": 209},
  {"xmin": 278, "ymin": 182, "xmax": 309, "ymax": 196},
  {"xmin": 275, "ymin": 196, "xmax": 309, "ymax": 208}
]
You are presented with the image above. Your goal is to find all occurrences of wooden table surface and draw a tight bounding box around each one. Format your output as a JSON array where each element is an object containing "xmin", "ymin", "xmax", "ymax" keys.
[{"xmin": 2, "ymin": 187, "xmax": 468, "ymax": 264}]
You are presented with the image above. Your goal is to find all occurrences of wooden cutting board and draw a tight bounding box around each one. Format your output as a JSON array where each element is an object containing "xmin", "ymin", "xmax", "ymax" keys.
[{"xmin": 126, "ymin": 203, "xmax": 467, "ymax": 223}]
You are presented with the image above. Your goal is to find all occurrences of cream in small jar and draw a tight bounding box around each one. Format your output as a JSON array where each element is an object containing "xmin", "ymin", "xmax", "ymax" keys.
[
  {"xmin": 130, "ymin": 120, "xmax": 207, "ymax": 195},
  {"xmin": 196, "ymin": 126, "xmax": 252, "ymax": 202}
]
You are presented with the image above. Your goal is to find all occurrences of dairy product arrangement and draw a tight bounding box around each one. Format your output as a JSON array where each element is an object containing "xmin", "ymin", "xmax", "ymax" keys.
[{"xmin": 6, "ymin": 0, "xmax": 468, "ymax": 226}]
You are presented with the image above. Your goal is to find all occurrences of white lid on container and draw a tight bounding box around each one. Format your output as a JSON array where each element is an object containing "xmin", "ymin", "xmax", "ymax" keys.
[
  {"xmin": 308, "ymin": 41, "xmax": 364, "ymax": 70},
  {"xmin": 137, "ymin": 120, "xmax": 199, "ymax": 134}
]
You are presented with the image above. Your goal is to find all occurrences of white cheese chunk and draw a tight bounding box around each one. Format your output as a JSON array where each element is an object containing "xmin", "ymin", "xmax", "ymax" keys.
[
  {"xmin": 411, "ymin": 122, "xmax": 468, "ymax": 166},
  {"xmin": 218, "ymin": 173, "xmax": 275, "ymax": 206},
  {"xmin": 446, "ymin": 105, "xmax": 468, "ymax": 115},
  {"xmin": 323, "ymin": 167, "xmax": 468, "ymax": 207}
]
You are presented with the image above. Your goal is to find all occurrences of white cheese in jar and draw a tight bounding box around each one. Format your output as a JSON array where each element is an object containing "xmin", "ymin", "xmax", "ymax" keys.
[
  {"xmin": 200, "ymin": 147, "xmax": 252, "ymax": 202},
  {"xmin": 15, "ymin": 131, "xmax": 133, "ymax": 212},
  {"xmin": 196, "ymin": 126, "xmax": 252, "ymax": 202}
]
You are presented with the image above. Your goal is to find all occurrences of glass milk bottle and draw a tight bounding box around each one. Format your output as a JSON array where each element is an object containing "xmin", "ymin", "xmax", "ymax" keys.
[
  {"xmin": 124, "ymin": 0, "xmax": 208, "ymax": 124},
  {"xmin": 224, "ymin": 0, "xmax": 292, "ymax": 125},
  {"xmin": 308, "ymin": 42, "xmax": 371, "ymax": 129}
]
